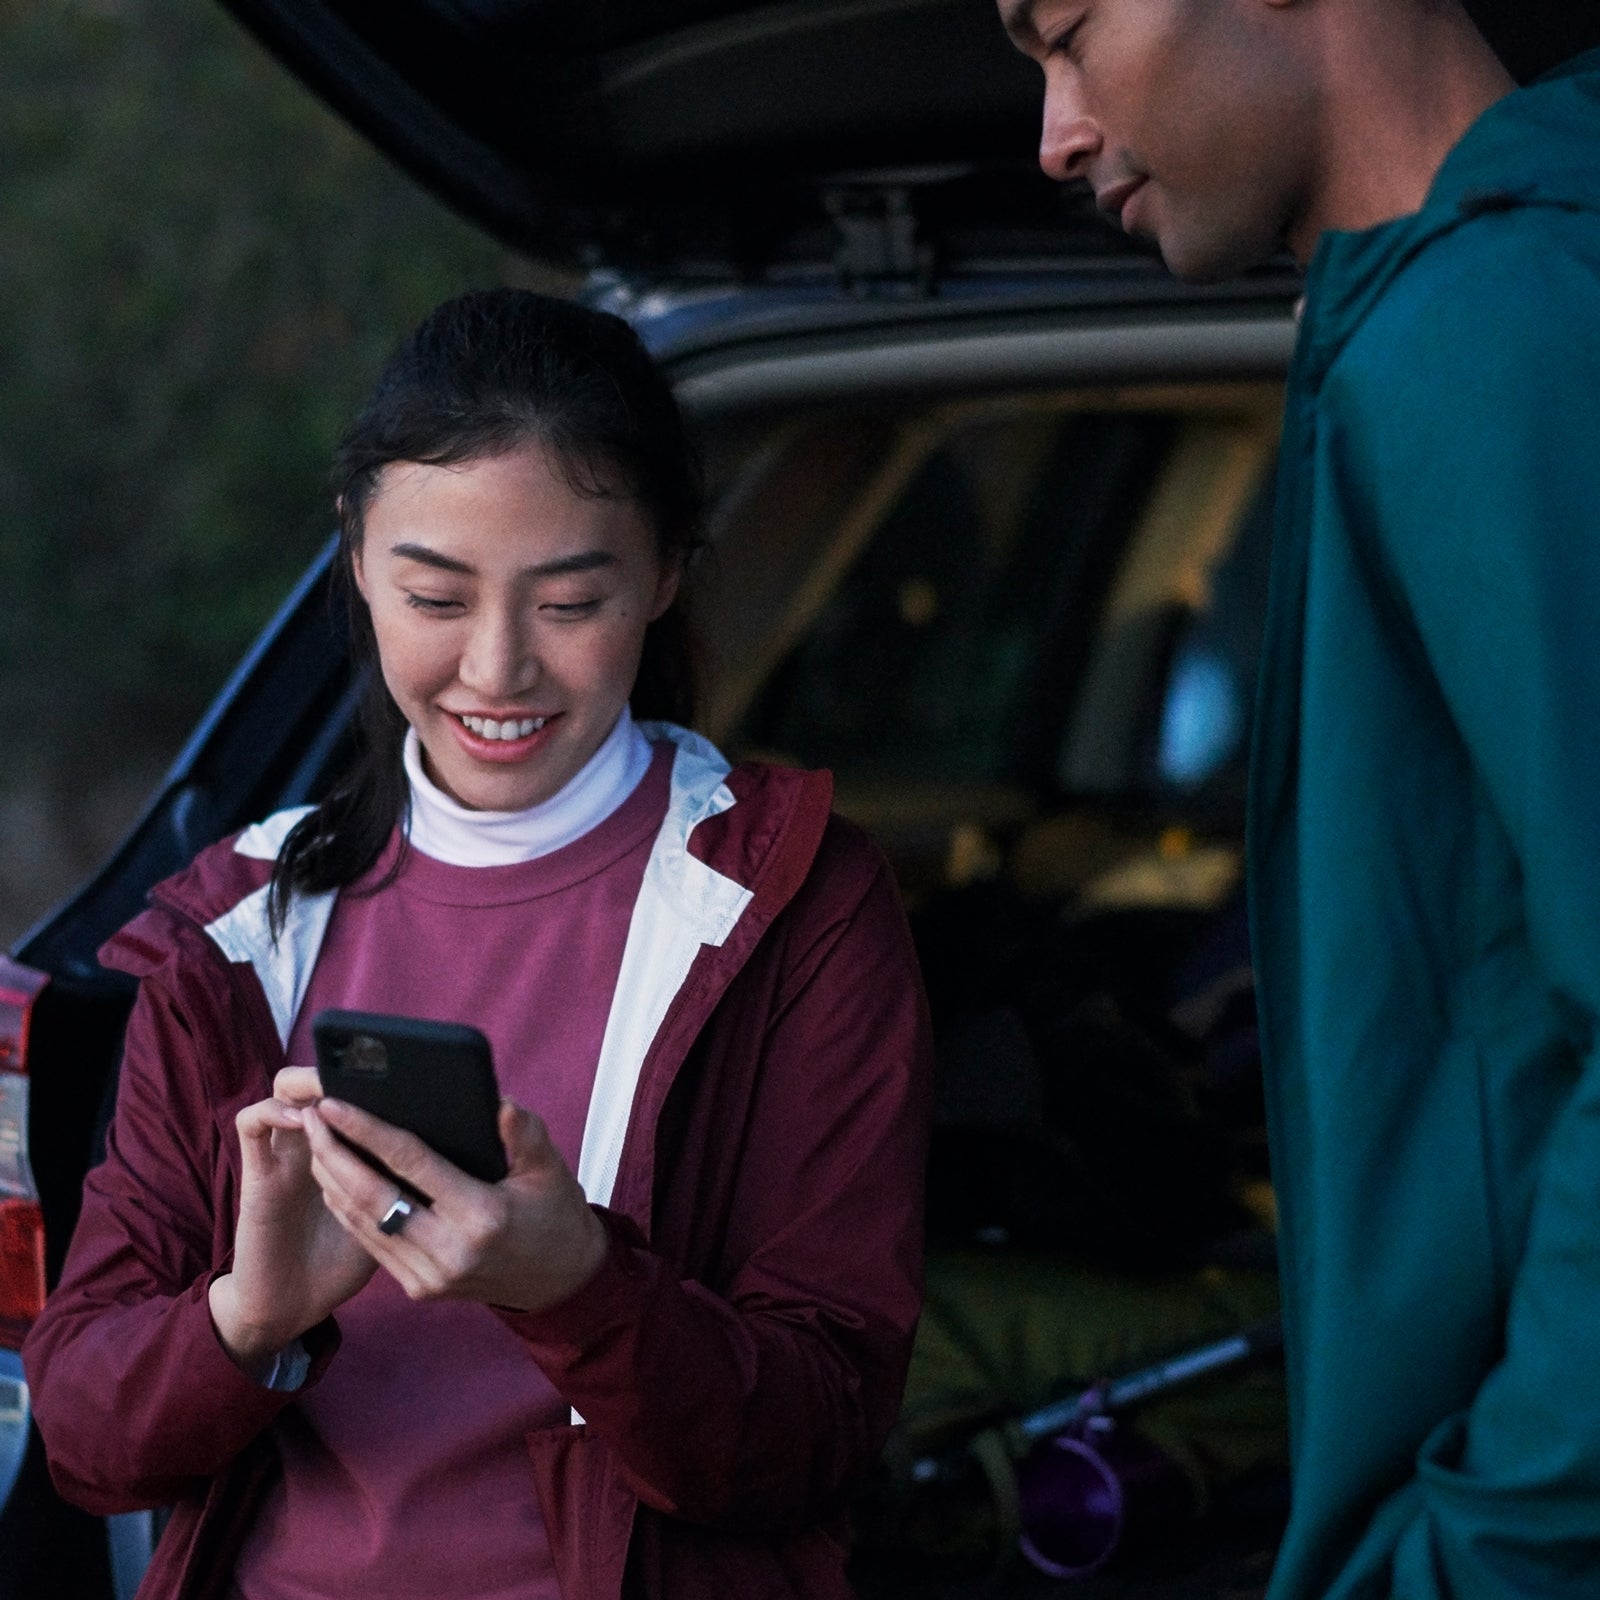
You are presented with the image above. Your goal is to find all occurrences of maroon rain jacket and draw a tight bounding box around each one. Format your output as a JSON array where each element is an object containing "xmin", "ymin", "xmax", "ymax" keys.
[{"xmin": 24, "ymin": 739, "xmax": 932, "ymax": 1600}]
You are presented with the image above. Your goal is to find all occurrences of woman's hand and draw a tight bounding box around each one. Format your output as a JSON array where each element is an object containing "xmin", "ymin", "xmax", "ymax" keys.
[
  {"xmin": 209, "ymin": 1067, "xmax": 380, "ymax": 1376},
  {"xmin": 301, "ymin": 1096, "xmax": 608, "ymax": 1315}
]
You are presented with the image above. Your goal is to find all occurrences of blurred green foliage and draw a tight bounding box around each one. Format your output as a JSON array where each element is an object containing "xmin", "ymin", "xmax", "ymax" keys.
[{"xmin": 0, "ymin": 0, "xmax": 515, "ymax": 769}]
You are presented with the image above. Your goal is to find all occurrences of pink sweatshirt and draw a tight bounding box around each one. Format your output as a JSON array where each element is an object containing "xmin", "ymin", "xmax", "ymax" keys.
[{"xmin": 233, "ymin": 746, "xmax": 672, "ymax": 1599}]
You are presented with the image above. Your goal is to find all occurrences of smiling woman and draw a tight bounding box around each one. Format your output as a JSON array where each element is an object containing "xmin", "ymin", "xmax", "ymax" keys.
[
  {"xmin": 355, "ymin": 448, "xmax": 679, "ymax": 814},
  {"xmin": 22, "ymin": 288, "xmax": 932, "ymax": 1600},
  {"xmin": 266, "ymin": 290, "xmax": 703, "ymax": 929}
]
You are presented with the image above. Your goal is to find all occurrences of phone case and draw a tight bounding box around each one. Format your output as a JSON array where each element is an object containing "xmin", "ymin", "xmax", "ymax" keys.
[{"xmin": 311, "ymin": 1009, "xmax": 509, "ymax": 1186}]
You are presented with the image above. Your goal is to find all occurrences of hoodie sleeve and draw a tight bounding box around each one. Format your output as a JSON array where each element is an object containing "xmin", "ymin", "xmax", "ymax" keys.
[
  {"xmin": 23, "ymin": 938, "xmax": 333, "ymax": 1515},
  {"xmin": 498, "ymin": 828, "xmax": 932, "ymax": 1531},
  {"xmin": 1328, "ymin": 215, "xmax": 1600, "ymax": 1596}
]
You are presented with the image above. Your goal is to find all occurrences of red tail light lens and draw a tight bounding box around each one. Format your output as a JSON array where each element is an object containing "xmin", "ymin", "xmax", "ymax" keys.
[
  {"xmin": 0, "ymin": 1199, "xmax": 45, "ymax": 1346},
  {"xmin": 0, "ymin": 957, "xmax": 48, "ymax": 1348}
]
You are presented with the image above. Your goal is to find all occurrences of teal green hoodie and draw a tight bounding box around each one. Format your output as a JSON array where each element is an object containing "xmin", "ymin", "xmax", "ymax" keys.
[{"xmin": 1250, "ymin": 49, "xmax": 1600, "ymax": 1600}]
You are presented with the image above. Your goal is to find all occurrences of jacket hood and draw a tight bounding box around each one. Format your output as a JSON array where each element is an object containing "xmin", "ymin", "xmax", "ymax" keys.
[
  {"xmin": 1431, "ymin": 46, "xmax": 1600, "ymax": 212},
  {"xmin": 1300, "ymin": 47, "xmax": 1600, "ymax": 384}
]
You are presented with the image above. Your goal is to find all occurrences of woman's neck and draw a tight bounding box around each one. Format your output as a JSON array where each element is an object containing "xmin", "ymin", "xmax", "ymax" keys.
[{"xmin": 403, "ymin": 709, "xmax": 654, "ymax": 867}]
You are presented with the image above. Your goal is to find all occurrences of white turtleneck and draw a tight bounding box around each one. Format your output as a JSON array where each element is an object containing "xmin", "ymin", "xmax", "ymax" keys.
[{"xmin": 402, "ymin": 708, "xmax": 655, "ymax": 867}]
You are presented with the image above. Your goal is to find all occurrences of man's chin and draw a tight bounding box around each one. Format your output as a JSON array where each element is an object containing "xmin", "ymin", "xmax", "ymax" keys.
[{"xmin": 1156, "ymin": 223, "xmax": 1285, "ymax": 286}]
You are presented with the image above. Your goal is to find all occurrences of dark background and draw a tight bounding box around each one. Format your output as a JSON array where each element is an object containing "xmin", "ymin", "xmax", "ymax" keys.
[{"xmin": 0, "ymin": 0, "xmax": 567, "ymax": 945}]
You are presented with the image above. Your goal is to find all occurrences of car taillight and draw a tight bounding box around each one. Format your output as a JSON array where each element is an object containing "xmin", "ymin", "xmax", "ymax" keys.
[{"xmin": 0, "ymin": 957, "xmax": 48, "ymax": 1348}]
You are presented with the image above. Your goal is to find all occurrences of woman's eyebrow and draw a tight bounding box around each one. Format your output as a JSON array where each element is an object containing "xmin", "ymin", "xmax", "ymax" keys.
[
  {"xmin": 390, "ymin": 542, "xmax": 473, "ymax": 574},
  {"xmin": 388, "ymin": 542, "xmax": 618, "ymax": 579},
  {"xmin": 525, "ymin": 550, "xmax": 618, "ymax": 578}
]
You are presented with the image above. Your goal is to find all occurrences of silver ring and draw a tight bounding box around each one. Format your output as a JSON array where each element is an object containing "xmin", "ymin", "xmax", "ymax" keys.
[{"xmin": 377, "ymin": 1195, "xmax": 414, "ymax": 1236}]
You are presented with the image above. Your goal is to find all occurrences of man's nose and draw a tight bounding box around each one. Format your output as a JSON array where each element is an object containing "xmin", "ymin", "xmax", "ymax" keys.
[
  {"xmin": 460, "ymin": 606, "xmax": 538, "ymax": 699},
  {"xmin": 1038, "ymin": 69, "xmax": 1100, "ymax": 183}
]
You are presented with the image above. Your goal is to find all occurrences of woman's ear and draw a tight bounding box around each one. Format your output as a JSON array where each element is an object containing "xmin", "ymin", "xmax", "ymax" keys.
[
  {"xmin": 649, "ymin": 554, "xmax": 683, "ymax": 622},
  {"xmin": 343, "ymin": 507, "xmax": 370, "ymax": 604}
]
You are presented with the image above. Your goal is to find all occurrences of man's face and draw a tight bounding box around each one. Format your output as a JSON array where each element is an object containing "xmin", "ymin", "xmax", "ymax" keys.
[{"xmin": 1000, "ymin": 0, "xmax": 1316, "ymax": 281}]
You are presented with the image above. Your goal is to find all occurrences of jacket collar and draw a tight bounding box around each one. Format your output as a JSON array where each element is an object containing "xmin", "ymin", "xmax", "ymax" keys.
[{"xmin": 106, "ymin": 725, "xmax": 831, "ymax": 1072}]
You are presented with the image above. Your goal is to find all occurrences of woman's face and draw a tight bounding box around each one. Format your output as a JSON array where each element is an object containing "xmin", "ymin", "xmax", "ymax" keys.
[{"xmin": 353, "ymin": 442, "xmax": 678, "ymax": 812}]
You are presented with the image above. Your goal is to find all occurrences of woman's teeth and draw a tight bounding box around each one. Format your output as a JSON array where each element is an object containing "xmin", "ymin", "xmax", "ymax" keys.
[{"xmin": 459, "ymin": 714, "xmax": 546, "ymax": 741}]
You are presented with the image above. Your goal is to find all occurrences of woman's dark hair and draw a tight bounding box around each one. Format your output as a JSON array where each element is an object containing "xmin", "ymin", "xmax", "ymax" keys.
[{"xmin": 267, "ymin": 288, "xmax": 704, "ymax": 935}]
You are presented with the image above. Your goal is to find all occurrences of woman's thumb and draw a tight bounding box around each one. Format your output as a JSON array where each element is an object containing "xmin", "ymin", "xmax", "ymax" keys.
[{"xmin": 499, "ymin": 1098, "xmax": 553, "ymax": 1171}]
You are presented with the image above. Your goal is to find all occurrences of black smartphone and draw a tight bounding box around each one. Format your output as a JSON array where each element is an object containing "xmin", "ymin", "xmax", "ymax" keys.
[{"xmin": 311, "ymin": 1009, "xmax": 509, "ymax": 1191}]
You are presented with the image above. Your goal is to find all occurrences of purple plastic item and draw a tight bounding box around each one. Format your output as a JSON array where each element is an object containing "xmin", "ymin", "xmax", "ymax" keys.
[{"xmin": 1015, "ymin": 1423, "xmax": 1195, "ymax": 1579}]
